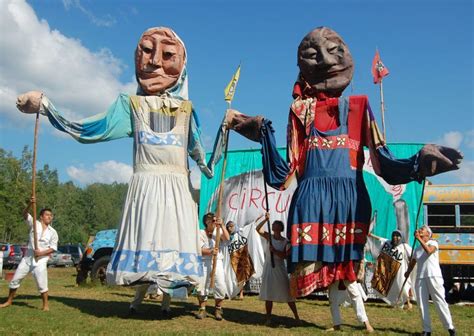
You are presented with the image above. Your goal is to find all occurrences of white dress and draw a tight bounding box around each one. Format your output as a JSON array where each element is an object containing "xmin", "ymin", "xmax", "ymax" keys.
[
  {"xmin": 106, "ymin": 97, "xmax": 202, "ymax": 296},
  {"xmin": 259, "ymin": 236, "xmax": 294, "ymax": 303}
]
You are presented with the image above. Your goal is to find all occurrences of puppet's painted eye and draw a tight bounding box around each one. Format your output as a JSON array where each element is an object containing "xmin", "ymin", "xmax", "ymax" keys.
[
  {"xmin": 328, "ymin": 46, "xmax": 338, "ymax": 54},
  {"xmin": 163, "ymin": 51, "xmax": 175, "ymax": 59}
]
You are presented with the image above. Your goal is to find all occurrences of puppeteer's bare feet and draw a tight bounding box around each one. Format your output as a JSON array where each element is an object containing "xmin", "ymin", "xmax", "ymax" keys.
[
  {"xmin": 42, "ymin": 306, "xmax": 50, "ymax": 311},
  {"xmin": 0, "ymin": 301, "xmax": 12, "ymax": 308},
  {"xmin": 365, "ymin": 321, "xmax": 374, "ymax": 333}
]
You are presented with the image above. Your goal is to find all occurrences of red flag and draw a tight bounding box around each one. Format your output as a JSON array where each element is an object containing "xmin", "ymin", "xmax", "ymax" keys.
[{"xmin": 372, "ymin": 50, "xmax": 389, "ymax": 84}]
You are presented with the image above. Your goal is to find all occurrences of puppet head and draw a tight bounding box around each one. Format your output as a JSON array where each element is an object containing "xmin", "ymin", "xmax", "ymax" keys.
[
  {"xmin": 297, "ymin": 27, "xmax": 353, "ymax": 97},
  {"xmin": 135, "ymin": 27, "xmax": 187, "ymax": 97}
]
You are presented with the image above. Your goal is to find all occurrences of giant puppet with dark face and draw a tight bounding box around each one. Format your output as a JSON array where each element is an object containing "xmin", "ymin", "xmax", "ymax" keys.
[
  {"xmin": 227, "ymin": 27, "xmax": 462, "ymax": 331},
  {"xmin": 16, "ymin": 27, "xmax": 225, "ymax": 314}
]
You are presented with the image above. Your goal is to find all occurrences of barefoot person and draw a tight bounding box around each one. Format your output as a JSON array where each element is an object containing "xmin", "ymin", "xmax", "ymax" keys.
[
  {"xmin": 0, "ymin": 198, "xmax": 58, "ymax": 311},
  {"xmin": 256, "ymin": 213, "xmax": 300, "ymax": 326}
]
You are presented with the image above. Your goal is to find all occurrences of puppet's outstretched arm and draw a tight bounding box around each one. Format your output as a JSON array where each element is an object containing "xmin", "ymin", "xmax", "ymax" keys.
[{"xmin": 17, "ymin": 91, "xmax": 133, "ymax": 143}]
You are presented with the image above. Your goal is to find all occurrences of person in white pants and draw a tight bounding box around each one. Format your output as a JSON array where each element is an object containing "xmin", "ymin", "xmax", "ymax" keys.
[
  {"xmin": 405, "ymin": 226, "xmax": 456, "ymax": 336},
  {"xmin": 0, "ymin": 197, "xmax": 58, "ymax": 311},
  {"xmin": 196, "ymin": 213, "xmax": 229, "ymax": 321},
  {"xmin": 328, "ymin": 280, "xmax": 372, "ymax": 331}
]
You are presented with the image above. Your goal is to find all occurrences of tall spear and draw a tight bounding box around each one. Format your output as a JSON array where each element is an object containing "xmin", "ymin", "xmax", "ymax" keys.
[{"xmin": 210, "ymin": 65, "xmax": 241, "ymax": 289}]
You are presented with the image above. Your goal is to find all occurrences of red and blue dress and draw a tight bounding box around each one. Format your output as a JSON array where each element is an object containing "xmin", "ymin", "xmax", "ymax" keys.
[{"xmin": 260, "ymin": 83, "xmax": 422, "ymax": 297}]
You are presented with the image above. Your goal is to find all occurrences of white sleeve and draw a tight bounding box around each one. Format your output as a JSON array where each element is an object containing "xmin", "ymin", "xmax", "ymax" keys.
[
  {"xmin": 26, "ymin": 213, "xmax": 34, "ymax": 228},
  {"xmin": 49, "ymin": 231, "xmax": 59, "ymax": 252},
  {"xmin": 428, "ymin": 240, "xmax": 439, "ymax": 251}
]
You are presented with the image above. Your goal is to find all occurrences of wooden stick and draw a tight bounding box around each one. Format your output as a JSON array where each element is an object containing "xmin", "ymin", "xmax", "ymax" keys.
[
  {"xmin": 209, "ymin": 128, "xmax": 230, "ymax": 289},
  {"xmin": 31, "ymin": 111, "xmax": 40, "ymax": 253},
  {"xmin": 263, "ymin": 177, "xmax": 275, "ymax": 268},
  {"xmin": 380, "ymin": 79, "xmax": 386, "ymax": 140},
  {"xmin": 395, "ymin": 179, "xmax": 426, "ymax": 304}
]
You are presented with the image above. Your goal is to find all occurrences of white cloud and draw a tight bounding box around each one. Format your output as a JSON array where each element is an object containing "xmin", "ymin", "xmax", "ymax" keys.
[
  {"xmin": 465, "ymin": 130, "xmax": 474, "ymax": 149},
  {"xmin": 67, "ymin": 160, "xmax": 132, "ymax": 185},
  {"xmin": 0, "ymin": 0, "xmax": 135, "ymax": 127},
  {"xmin": 447, "ymin": 160, "xmax": 474, "ymax": 184},
  {"xmin": 436, "ymin": 131, "xmax": 463, "ymax": 149},
  {"xmin": 62, "ymin": 0, "xmax": 116, "ymax": 27}
]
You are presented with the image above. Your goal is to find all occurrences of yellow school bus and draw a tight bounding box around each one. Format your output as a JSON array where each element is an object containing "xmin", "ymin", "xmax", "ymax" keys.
[{"xmin": 424, "ymin": 184, "xmax": 474, "ymax": 296}]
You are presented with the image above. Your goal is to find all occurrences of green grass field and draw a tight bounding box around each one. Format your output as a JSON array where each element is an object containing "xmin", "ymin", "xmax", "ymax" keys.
[{"xmin": 0, "ymin": 268, "xmax": 472, "ymax": 335}]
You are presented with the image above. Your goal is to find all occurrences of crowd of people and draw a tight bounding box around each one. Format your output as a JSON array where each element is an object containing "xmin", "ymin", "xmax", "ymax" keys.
[
  {"xmin": 7, "ymin": 24, "xmax": 462, "ymax": 335},
  {"xmin": 0, "ymin": 203, "xmax": 457, "ymax": 335}
]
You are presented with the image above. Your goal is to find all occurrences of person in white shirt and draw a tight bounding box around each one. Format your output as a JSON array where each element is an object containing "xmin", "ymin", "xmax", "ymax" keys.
[
  {"xmin": 0, "ymin": 197, "xmax": 58, "ymax": 311},
  {"xmin": 405, "ymin": 226, "xmax": 456, "ymax": 336},
  {"xmin": 196, "ymin": 212, "xmax": 229, "ymax": 321}
]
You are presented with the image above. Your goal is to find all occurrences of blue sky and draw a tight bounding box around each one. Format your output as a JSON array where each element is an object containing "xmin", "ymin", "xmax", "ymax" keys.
[{"xmin": 0, "ymin": 0, "xmax": 473, "ymax": 187}]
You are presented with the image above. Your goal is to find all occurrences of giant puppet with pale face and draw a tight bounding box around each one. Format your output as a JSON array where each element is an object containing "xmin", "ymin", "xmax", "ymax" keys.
[
  {"xmin": 135, "ymin": 28, "xmax": 186, "ymax": 95},
  {"xmin": 226, "ymin": 26, "xmax": 462, "ymax": 331},
  {"xmin": 16, "ymin": 27, "xmax": 226, "ymax": 313}
]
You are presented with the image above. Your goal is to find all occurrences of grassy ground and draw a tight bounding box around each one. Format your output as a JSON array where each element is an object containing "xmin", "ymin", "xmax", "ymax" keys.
[{"xmin": 0, "ymin": 268, "xmax": 472, "ymax": 335}]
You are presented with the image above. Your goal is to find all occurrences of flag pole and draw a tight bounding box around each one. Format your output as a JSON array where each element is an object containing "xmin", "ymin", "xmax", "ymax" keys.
[
  {"xmin": 380, "ymin": 78, "xmax": 386, "ymax": 140},
  {"xmin": 210, "ymin": 65, "xmax": 240, "ymax": 288},
  {"xmin": 263, "ymin": 178, "xmax": 275, "ymax": 268},
  {"xmin": 209, "ymin": 120, "xmax": 229, "ymax": 289}
]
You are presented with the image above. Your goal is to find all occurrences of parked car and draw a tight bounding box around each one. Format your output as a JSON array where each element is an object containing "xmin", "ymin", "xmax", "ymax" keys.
[
  {"xmin": 58, "ymin": 244, "xmax": 84, "ymax": 266},
  {"xmin": 0, "ymin": 244, "xmax": 24, "ymax": 269},
  {"xmin": 47, "ymin": 252, "xmax": 74, "ymax": 267},
  {"xmin": 76, "ymin": 229, "xmax": 117, "ymax": 285}
]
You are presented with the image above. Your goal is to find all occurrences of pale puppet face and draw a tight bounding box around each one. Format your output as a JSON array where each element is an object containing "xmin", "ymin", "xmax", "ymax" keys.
[
  {"xmin": 135, "ymin": 28, "xmax": 185, "ymax": 95},
  {"xmin": 298, "ymin": 27, "xmax": 354, "ymax": 96}
]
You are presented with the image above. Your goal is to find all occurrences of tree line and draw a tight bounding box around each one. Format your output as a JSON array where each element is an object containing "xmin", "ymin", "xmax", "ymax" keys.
[{"xmin": 0, "ymin": 147, "xmax": 128, "ymax": 245}]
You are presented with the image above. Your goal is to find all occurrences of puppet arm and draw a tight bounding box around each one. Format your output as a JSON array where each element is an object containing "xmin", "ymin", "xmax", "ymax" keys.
[
  {"xmin": 364, "ymin": 99, "xmax": 462, "ymax": 184},
  {"xmin": 17, "ymin": 91, "xmax": 133, "ymax": 143},
  {"xmin": 225, "ymin": 109, "xmax": 301, "ymax": 190},
  {"xmin": 187, "ymin": 110, "xmax": 226, "ymax": 179}
]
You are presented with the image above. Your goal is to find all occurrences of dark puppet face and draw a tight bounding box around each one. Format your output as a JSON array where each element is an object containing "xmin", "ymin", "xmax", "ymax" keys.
[{"xmin": 298, "ymin": 27, "xmax": 353, "ymax": 96}]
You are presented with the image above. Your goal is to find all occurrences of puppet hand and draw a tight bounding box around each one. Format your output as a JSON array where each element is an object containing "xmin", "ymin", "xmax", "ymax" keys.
[
  {"xmin": 418, "ymin": 144, "xmax": 463, "ymax": 177},
  {"xmin": 16, "ymin": 91, "xmax": 44, "ymax": 114},
  {"xmin": 225, "ymin": 109, "xmax": 263, "ymax": 142}
]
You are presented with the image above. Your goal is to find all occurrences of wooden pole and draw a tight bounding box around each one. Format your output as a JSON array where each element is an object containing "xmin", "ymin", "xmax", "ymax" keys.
[
  {"xmin": 31, "ymin": 112, "xmax": 40, "ymax": 253},
  {"xmin": 396, "ymin": 179, "xmax": 426, "ymax": 304},
  {"xmin": 263, "ymin": 179, "xmax": 275, "ymax": 268},
  {"xmin": 210, "ymin": 109, "xmax": 231, "ymax": 289},
  {"xmin": 380, "ymin": 79, "xmax": 386, "ymax": 140}
]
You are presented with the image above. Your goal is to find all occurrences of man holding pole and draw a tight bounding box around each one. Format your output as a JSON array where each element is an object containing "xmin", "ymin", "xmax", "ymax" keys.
[
  {"xmin": 196, "ymin": 212, "xmax": 229, "ymax": 321},
  {"xmin": 0, "ymin": 197, "xmax": 58, "ymax": 311},
  {"xmin": 405, "ymin": 226, "xmax": 456, "ymax": 336}
]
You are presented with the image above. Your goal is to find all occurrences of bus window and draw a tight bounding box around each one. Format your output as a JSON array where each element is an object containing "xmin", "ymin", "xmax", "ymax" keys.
[
  {"xmin": 427, "ymin": 204, "xmax": 456, "ymax": 227},
  {"xmin": 460, "ymin": 204, "xmax": 474, "ymax": 227}
]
